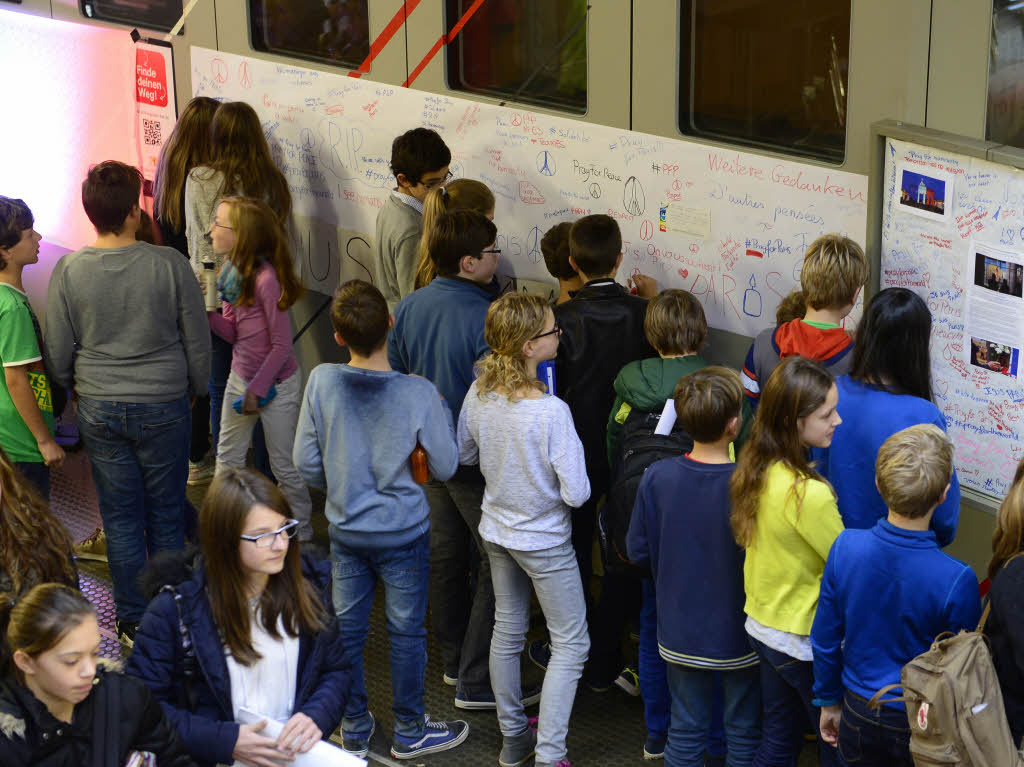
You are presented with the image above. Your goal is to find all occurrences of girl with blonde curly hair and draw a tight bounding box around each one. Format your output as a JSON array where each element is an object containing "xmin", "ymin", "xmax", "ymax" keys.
[{"xmin": 457, "ymin": 292, "xmax": 590, "ymax": 767}]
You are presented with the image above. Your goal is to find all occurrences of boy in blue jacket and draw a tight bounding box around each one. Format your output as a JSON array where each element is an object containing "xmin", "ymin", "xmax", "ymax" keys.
[
  {"xmin": 627, "ymin": 367, "xmax": 761, "ymax": 766},
  {"xmin": 293, "ymin": 279, "xmax": 468, "ymax": 760},
  {"xmin": 812, "ymin": 424, "xmax": 981, "ymax": 766}
]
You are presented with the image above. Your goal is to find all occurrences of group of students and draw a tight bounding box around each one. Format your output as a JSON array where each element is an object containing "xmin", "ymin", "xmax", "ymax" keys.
[{"xmin": 1, "ymin": 105, "xmax": 1024, "ymax": 767}]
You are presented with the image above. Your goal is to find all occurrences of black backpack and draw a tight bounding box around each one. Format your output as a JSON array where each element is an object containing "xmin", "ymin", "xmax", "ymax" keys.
[{"xmin": 598, "ymin": 406, "xmax": 693, "ymax": 578}]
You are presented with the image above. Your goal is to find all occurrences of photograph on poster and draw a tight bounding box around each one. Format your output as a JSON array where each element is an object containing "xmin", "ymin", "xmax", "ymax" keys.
[
  {"xmin": 974, "ymin": 251, "xmax": 1024, "ymax": 297},
  {"xmin": 970, "ymin": 336, "xmax": 1020, "ymax": 377},
  {"xmin": 897, "ymin": 167, "xmax": 952, "ymax": 223}
]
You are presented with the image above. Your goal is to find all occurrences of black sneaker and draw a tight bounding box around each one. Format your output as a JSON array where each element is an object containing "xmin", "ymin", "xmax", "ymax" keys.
[
  {"xmin": 115, "ymin": 620, "xmax": 138, "ymax": 649},
  {"xmin": 454, "ymin": 683, "xmax": 543, "ymax": 710},
  {"xmin": 528, "ymin": 640, "xmax": 551, "ymax": 671},
  {"xmin": 341, "ymin": 711, "xmax": 375, "ymax": 759},
  {"xmin": 390, "ymin": 717, "xmax": 469, "ymax": 759}
]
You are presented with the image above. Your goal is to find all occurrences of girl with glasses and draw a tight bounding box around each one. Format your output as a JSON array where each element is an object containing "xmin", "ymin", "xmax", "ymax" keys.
[
  {"xmin": 126, "ymin": 468, "xmax": 349, "ymax": 767},
  {"xmin": 457, "ymin": 293, "xmax": 588, "ymax": 767},
  {"xmin": 206, "ymin": 196, "xmax": 314, "ymax": 542}
]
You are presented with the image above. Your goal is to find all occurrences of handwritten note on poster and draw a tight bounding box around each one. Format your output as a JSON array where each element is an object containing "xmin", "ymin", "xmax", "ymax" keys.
[{"xmin": 882, "ymin": 137, "xmax": 1024, "ymax": 499}]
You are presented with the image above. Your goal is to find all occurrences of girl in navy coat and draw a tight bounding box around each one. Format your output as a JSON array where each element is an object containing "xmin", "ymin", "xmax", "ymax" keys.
[{"xmin": 126, "ymin": 468, "xmax": 349, "ymax": 767}]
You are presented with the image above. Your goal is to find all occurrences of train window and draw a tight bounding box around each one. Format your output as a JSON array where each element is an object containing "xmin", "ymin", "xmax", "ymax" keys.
[
  {"xmin": 988, "ymin": 2, "xmax": 1024, "ymax": 148},
  {"xmin": 249, "ymin": 0, "xmax": 369, "ymax": 70},
  {"xmin": 444, "ymin": 0, "xmax": 587, "ymax": 114},
  {"xmin": 80, "ymin": 1, "xmax": 183, "ymax": 33},
  {"xmin": 678, "ymin": 0, "xmax": 851, "ymax": 164}
]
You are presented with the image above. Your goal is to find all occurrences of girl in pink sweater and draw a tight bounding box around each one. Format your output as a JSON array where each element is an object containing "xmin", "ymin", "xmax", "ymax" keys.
[{"xmin": 208, "ymin": 196, "xmax": 313, "ymax": 539}]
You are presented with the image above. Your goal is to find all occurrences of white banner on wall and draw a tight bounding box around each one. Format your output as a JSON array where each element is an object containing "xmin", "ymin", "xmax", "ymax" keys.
[{"xmin": 191, "ymin": 46, "xmax": 868, "ymax": 340}]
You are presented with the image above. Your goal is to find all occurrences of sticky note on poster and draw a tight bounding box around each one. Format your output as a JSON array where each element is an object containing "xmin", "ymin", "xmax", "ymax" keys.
[{"xmin": 663, "ymin": 204, "xmax": 711, "ymax": 239}]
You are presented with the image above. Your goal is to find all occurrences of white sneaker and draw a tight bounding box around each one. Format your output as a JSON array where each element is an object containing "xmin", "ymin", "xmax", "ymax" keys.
[{"xmin": 188, "ymin": 454, "xmax": 215, "ymax": 485}]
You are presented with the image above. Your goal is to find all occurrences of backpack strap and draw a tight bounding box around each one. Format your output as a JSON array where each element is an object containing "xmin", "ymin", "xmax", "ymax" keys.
[
  {"xmin": 867, "ymin": 682, "xmax": 926, "ymax": 710},
  {"xmin": 978, "ymin": 551, "xmax": 1024, "ymax": 633},
  {"xmin": 159, "ymin": 585, "xmax": 198, "ymax": 711}
]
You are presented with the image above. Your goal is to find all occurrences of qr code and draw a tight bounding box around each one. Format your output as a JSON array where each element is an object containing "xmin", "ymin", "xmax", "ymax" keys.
[{"xmin": 143, "ymin": 119, "xmax": 162, "ymax": 146}]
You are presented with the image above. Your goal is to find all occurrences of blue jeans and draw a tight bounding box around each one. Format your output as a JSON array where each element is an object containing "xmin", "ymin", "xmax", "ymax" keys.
[
  {"xmin": 485, "ymin": 539, "xmax": 589, "ymax": 766},
  {"xmin": 749, "ymin": 637, "xmax": 840, "ymax": 767},
  {"xmin": 332, "ymin": 533, "xmax": 430, "ymax": 739},
  {"xmin": 641, "ymin": 581, "xmax": 726, "ymax": 753},
  {"xmin": 76, "ymin": 395, "xmax": 190, "ymax": 621},
  {"xmin": 837, "ymin": 690, "xmax": 912, "ymax": 767},
  {"xmin": 665, "ymin": 663, "xmax": 761, "ymax": 767},
  {"xmin": 14, "ymin": 460, "xmax": 50, "ymax": 501},
  {"xmin": 640, "ymin": 579, "xmax": 670, "ymax": 739}
]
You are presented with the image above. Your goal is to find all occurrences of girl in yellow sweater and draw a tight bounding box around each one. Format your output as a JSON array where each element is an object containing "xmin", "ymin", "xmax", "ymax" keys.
[{"xmin": 730, "ymin": 356, "xmax": 844, "ymax": 767}]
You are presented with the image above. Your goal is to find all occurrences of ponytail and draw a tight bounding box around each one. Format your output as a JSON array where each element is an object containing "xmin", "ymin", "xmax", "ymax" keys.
[{"xmin": 414, "ymin": 179, "xmax": 495, "ymax": 290}]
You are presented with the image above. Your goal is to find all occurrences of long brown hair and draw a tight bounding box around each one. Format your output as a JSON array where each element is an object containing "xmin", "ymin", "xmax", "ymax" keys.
[
  {"xmin": 0, "ymin": 448, "xmax": 76, "ymax": 601},
  {"xmin": 200, "ymin": 468, "xmax": 327, "ymax": 666},
  {"xmin": 989, "ymin": 459, "xmax": 1024, "ymax": 580},
  {"xmin": 730, "ymin": 356, "xmax": 835, "ymax": 547},
  {"xmin": 2, "ymin": 584, "xmax": 94, "ymax": 679},
  {"xmin": 221, "ymin": 196, "xmax": 304, "ymax": 310},
  {"xmin": 152, "ymin": 96, "xmax": 219, "ymax": 232},
  {"xmin": 475, "ymin": 293, "xmax": 549, "ymax": 402},
  {"xmin": 414, "ymin": 180, "xmax": 495, "ymax": 289},
  {"xmin": 202, "ymin": 101, "xmax": 292, "ymax": 222}
]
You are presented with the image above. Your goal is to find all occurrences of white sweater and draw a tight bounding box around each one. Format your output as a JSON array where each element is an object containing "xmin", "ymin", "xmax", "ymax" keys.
[{"xmin": 457, "ymin": 381, "xmax": 590, "ymax": 550}]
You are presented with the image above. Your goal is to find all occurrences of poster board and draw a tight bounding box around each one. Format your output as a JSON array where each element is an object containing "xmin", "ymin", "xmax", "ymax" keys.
[
  {"xmin": 191, "ymin": 46, "xmax": 868, "ymax": 340},
  {"xmin": 877, "ymin": 127, "xmax": 1024, "ymax": 502}
]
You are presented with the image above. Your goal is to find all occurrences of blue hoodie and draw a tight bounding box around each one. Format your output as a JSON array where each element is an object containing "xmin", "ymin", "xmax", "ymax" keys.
[
  {"xmin": 811, "ymin": 520, "xmax": 980, "ymax": 709},
  {"xmin": 293, "ymin": 364, "xmax": 458, "ymax": 550},
  {"xmin": 811, "ymin": 375, "xmax": 960, "ymax": 546}
]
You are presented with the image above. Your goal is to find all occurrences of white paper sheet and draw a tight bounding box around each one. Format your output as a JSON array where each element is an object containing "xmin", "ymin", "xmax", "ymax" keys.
[{"xmin": 237, "ymin": 708, "xmax": 366, "ymax": 767}]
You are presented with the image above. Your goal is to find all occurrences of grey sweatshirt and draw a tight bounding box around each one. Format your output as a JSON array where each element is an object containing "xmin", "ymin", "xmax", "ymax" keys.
[
  {"xmin": 44, "ymin": 242, "xmax": 211, "ymax": 402},
  {"xmin": 457, "ymin": 381, "xmax": 591, "ymax": 551},
  {"xmin": 373, "ymin": 193, "xmax": 423, "ymax": 310},
  {"xmin": 184, "ymin": 166, "xmax": 233, "ymax": 273}
]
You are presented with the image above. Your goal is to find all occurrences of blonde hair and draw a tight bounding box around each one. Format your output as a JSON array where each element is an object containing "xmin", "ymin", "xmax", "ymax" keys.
[
  {"xmin": 475, "ymin": 293, "xmax": 549, "ymax": 402},
  {"xmin": 646, "ymin": 289, "xmax": 707, "ymax": 355},
  {"xmin": 800, "ymin": 234, "xmax": 868, "ymax": 310},
  {"xmin": 875, "ymin": 424, "xmax": 953, "ymax": 520},
  {"xmin": 990, "ymin": 459, "xmax": 1024, "ymax": 580},
  {"xmin": 414, "ymin": 179, "xmax": 495, "ymax": 289}
]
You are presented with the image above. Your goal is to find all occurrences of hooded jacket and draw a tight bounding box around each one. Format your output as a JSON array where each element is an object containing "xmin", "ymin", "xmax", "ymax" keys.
[
  {"xmin": 741, "ymin": 318, "xmax": 853, "ymax": 409},
  {"xmin": 0, "ymin": 661, "xmax": 196, "ymax": 767},
  {"xmin": 605, "ymin": 355, "xmax": 708, "ymax": 467},
  {"xmin": 125, "ymin": 551, "xmax": 348, "ymax": 767}
]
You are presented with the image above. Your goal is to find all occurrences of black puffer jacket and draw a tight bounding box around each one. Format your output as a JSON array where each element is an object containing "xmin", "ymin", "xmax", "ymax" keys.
[
  {"xmin": 988, "ymin": 552, "xmax": 1024, "ymax": 747},
  {"xmin": 0, "ymin": 664, "xmax": 197, "ymax": 767}
]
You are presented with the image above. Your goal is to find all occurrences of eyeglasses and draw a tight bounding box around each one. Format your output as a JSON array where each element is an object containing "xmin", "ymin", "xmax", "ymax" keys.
[
  {"xmin": 480, "ymin": 248, "xmax": 502, "ymax": 256},
  {"xmin": 212, "ymin": 222, "xmax": 235, "ymax": 231},
  {"xmin": 530, "ymin": 323, "xmax": 561, "ymax": 340},
  {"xmin": 239, "ymin": 519, "xmax": 300, "ymax": 548},
  {"xmin": 421, "ymin": 170, "xmax": 454, "ymax": 189}
]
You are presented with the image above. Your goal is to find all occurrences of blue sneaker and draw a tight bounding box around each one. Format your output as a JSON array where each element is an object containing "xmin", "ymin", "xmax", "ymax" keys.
[
  {"xmin": 341, "ymin": 711, "xmax": 375, "ymax": 758},
  {"xmin": 390, "ymin": 718, "xmax": 469, "ymax": 759}
]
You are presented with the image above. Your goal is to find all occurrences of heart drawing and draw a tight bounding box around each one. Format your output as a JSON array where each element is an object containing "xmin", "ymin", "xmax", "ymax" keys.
[{"xmin": 678, "ymin": 268, "xmax": 688, "ymax": 279}]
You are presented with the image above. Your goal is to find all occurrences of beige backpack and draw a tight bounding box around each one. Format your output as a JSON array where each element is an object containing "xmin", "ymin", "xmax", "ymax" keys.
[{"xmin": 869, "ymin": 585, "xmax": 1023, "ymax": 765}]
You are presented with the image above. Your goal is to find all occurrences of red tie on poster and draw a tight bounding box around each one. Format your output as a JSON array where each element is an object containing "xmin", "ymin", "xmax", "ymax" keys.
[{"xmin": 134, "ymin": 40, "xmax": 177, "ymax": 195}]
